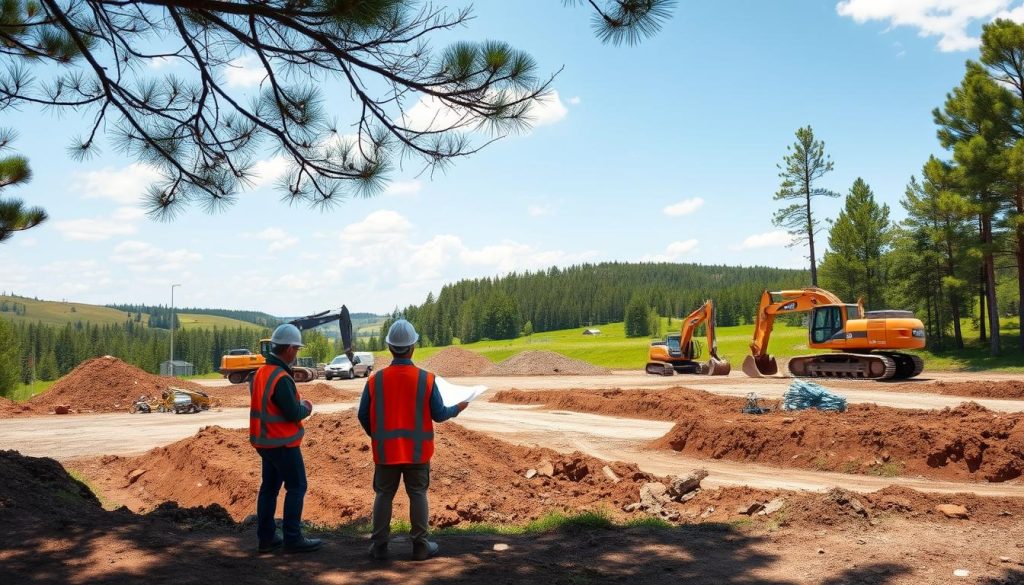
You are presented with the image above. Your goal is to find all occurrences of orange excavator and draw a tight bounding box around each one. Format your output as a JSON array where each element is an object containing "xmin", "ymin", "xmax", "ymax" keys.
[
  {"xmin": 646, "ymin": 299, "xmax": 731, "ymax": 376},
  {"xmin": 741, "ymin": 288, "xmax": 926, "ymax": 381}
]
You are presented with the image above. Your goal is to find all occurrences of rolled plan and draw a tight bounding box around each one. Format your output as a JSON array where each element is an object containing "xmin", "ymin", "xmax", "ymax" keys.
[{"xmin": 435, "ymin": 376, "xmax": 487, "ymax": 407}]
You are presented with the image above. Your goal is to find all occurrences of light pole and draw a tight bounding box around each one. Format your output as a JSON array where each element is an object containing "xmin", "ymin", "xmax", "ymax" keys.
[{"xmin": 170, "ymin": 283, "xmax": 181, "ymax": 376}]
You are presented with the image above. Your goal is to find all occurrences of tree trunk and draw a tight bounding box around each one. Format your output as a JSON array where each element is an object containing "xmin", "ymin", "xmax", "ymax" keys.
[
  {"xmin": 981, "ymin": 214, "xmax": 1000, "ymax": 356},
  {"xmin": 979, "ymin": 267, "xmax": 987, "ymax": 342},
  {"xmin": 1016, "ymin": 188, "xmax": 1024, "ymax": 353},
  {"xmin": 944, "ymin": 236, "xmax": 963, "ymax": 349},
  {"xmin": 806, "ymin": 189, "xmax": 817, "ymax": 286}
]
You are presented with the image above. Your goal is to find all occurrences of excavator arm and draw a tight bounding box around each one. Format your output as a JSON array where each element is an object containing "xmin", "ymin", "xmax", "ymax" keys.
[
  {"xmin": 288, "ymin": 305, "xmax": 357, "ymax": 363},
  {"xmin": 742, "ymin": 288, "xmax": 843, "ymax": 377}
]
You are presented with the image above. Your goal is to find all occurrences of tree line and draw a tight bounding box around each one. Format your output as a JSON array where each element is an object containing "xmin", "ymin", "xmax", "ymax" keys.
[
  {"xmin": 382, "ymin": 263, "xmax": 809, "ymax": 346},
  {"xmin": 107, "ymin": 303, "xmax": 281, "ymax": 329}
]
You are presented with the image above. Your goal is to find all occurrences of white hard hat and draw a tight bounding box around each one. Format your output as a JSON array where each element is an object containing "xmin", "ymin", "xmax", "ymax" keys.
[
  {"xmin": 385, "ymin": 319, "xmax": 419, "ymax": 348},
  {"xmin": 271, "ymin": 324, "xmax": 304, "ymax": 347}
]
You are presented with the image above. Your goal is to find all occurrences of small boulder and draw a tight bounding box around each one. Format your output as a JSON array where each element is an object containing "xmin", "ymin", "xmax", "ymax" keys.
[
  {"xmin": 493, "ymin": 543, "xmax": 510, "ymax": 552},
  {"xmin": 737, "ymin": 502, "xmax": 765, "ymax": 516},
  {"xmin": 524, "ymin": 469, "xmax": 538, "ymax": 480},
  {"xmin": 126, "ymin": 469, "xmax": 147, "ymax": 485},
  {"xmin": 537, "ymin": 460, "xmax": 554, "ymax": 478},
  {"xmin": 602, "ymin": 466, "xmax": 620, "ymax": 483},
  {"xmin": 666, "ymin": 468, "xmax": 708, "ymax": 501},
  {"xmin": 760, "ymin": 498, "xmax": 785, "ymax": 516},
  {"xmin": 54, "ymin": 405, "xmax": 70, "ymax": 415},
  {"xmin": 935, "ymin": 504, "xmax": 969, "ymax": 519}
]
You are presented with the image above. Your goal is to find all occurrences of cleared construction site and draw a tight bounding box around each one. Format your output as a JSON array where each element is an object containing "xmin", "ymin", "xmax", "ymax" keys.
[{"xmin": 1, "ymin": 349, "xmax": 1022, "ymax": 584}]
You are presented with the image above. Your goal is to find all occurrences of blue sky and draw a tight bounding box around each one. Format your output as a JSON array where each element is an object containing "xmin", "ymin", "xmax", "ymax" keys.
[{"xmin": 0, "ymin": 1, "xmax": 1017, "ymax": 315}]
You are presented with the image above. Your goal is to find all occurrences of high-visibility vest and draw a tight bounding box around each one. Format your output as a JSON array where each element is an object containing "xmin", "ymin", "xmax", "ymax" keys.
[
  {"xmin": 368, "ymin": 365, "xmax": 435, "ymax": 464},
  {"xmin": 249, "ymin": 365, "xmax": 304, "ymax": 449}
]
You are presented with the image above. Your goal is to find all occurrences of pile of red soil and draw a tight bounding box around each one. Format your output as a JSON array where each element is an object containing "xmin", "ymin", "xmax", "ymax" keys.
[
  {"xmin": 420, "ymin": 347, "xmax": 494, "ymax": 377},
  {"xmin": 75, "ymin": 413, "xmax": 658, "ymax": 528},
  {"xmin": 0, "ymin": 449, "xmax": 105, "ymax": 526},
  {"xmin": 205, "ymin": 382, "xmax": 360, "ymax": 408},
  {"xmin": 492, "ymin": 388, "xmax": 1024, "ymax": 483},
  {"xmin": 483, "ymin": 350, "xmax": 610, "ymax": 376},
  {"xmin": 881, "ymin": 380, "xmax": 1024, "ymax": 400},
  {"xmin": 0, "ymin": 396, "xmax": 34, "ymax": 417},
  {"xmin": 17, "ymin": 356, "xmax": 207, "ymax": 415}
]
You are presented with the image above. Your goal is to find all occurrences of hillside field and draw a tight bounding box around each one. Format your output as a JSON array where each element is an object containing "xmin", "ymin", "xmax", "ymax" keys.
[{"xmin": 373, "ymin": 318, "xmax": 1024, "ymax": 372}]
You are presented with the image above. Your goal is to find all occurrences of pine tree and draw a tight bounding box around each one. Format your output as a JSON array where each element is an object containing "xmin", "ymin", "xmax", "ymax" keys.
[
  {"xmin": 819, "ymin": 178, "xmax": 893, "ymax": 309},
  {"xmin": 0, "ymin": 318, "xmax": 19, "ymax": 396},
  {"xmin": 0, "ymin": 129, "xmax": 45, "ymax": 244},
  {"xmin": 624, "ymin": 295, "xmax": 651, "ymax": 338},
  {"xmin": 772, "ymin": 126, "xmax": 839, "ymax": 286}
]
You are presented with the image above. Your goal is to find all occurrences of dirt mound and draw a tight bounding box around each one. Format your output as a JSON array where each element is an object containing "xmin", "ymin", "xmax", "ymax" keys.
[
  {"xmin": 420, "ymin": 347, "xmax": 494, "ymax": 377},
  {"xmin": 493, "ymin": 388, "xmax": 1024, "ymax": 483},
  {"xmin": 205, "ymin": 382, "xmax": 359, "ymax": 408},
  {"xmin": 19, "ymin": 356, "xmax": 207, "ymax": 415},
  {"xmin": 0, "ymin": 450, "xmax": 104, "ymax": 526},
  {"xmin": 882, "ymin": 379, "xmax": 1024, "ymax": 400},
  {"xmin": 483, "ymin": 350, "xmax": 609, "ymax": 376},
  {"xmin": 75, "ymin": 413, "xmax": 658, "ymax": 528},
  {"xmin": 0, "ymin": 396, "xmax": 35, "ymax": 417}
]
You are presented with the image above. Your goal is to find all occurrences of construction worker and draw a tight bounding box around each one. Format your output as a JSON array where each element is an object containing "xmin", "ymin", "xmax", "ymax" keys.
[
  {"xmin": 358, "ymin": 319, "xmax": 469, "ymax": 561},
  {"xmin": 249, "ymin": 323, "xmax": 323, "ymax": 554}
]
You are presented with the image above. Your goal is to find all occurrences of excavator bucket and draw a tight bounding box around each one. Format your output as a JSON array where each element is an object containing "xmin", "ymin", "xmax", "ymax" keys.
[
  {"xmin": 706, "ymin": 356, "xmax": 731, "ymax": 376},
  {"xmin": 741, "ymin": 354, "xmax": 778, "ymax": 378}
]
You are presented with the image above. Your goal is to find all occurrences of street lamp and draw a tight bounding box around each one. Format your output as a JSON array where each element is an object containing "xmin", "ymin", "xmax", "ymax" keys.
[{"xmin": 170, "ymin": 283, "xmax": 181, "ymax": 376}]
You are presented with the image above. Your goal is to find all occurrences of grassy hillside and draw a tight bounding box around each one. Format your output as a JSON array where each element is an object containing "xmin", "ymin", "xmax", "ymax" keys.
[
  {"xmin": 176, "ymin": 313, "xmax": 265, "ymax": 331},
  {"xmin": 380, "ymin": 318, "xmax": 1024, "ymax": 373},
  {"xmin": 0, "ymin": 295, "xmax": 138, "ymax": 327}
]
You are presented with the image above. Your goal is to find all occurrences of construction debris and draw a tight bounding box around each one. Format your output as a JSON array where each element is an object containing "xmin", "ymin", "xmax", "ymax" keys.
[{"xmin": 781, "ymin": 380, "xmax": 848, "ymax": 412}]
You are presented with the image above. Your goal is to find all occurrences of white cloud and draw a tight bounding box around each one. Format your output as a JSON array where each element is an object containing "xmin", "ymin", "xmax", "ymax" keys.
[
  {"xmin": 54, "ymin": 207, "xmax": 146, "ymax": 241},
  {"xmin": 662, "ymin": 197, "xmax": 705, "ymax": 217},
  {"xmin": 568, "ymin": 96, "xmax": 582, "ymax": 105},
  {"xmin": 248, "ymin": 227, "xmax": 298, "ymax": 252},
  {"xmin": 836, "ymin": 0, "xmax": 1023, "ymax": 52},
  {"xmin": 732, "ymin": 230, "xmax": 794, "ymax": 250},
  {"xmin": 403, "ymin": 90, "xmax": 569, "ymax": 133},
  {"xmin": 249, "ymin": 156, "xmax": 289, "ymax": 189},
  {"xmin": 224, "ymin": 54, "xmax": 266, "ymax": 88},
  {"xmin": 384, "ymin": 180, "xmax": 423, "ymax": 197},
  {"xmin": 527, "ymin": 204, "xmax": 553, "ymax": 217},
  {"xmin": 110, "ymin": 240, "xmax": 202, "ymax": 272},
  {"xmin": 641, "ymin": 239, "xmax": 700, "ymax": 262},
  {"xmin": 339, "ymin": 210, "xmax": 413, "ymax": 245},
  {"xmin": 252, "ymin": 227, "xmax": 287, "ymax": 241},
  {"xmin": 148, "ymin": 56, "xmax": 174, "ymax": 70},
  {"xmin": 73, "ymin": 164, "xmax": 162, "ymax": 205}
]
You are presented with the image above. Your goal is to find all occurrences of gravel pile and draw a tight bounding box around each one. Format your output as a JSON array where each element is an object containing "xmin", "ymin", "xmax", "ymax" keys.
[{"xmin": 484, "ymin": 350, "xmax": 609, "ymax": 376}]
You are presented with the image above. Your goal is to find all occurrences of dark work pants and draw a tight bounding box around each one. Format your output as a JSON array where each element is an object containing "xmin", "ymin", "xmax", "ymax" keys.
[
  {"xmin": 372, "ymin": 463, "xmax": 430, "ymax": 546},
  {"xmin": 256, "ymin": 446, "xmax": 308, "ymax": 545}
]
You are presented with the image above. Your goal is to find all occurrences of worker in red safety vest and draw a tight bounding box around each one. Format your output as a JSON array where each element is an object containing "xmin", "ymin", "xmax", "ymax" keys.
[
  {"xmin": 249, "ymin": 323, "xmax": 323, "ymax": 554},
  {"xmin": 358, "ymin": 319, "xmax": 469, "ymax": 561}
]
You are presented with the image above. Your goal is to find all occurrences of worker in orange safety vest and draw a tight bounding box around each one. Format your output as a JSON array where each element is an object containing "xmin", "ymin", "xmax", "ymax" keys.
[
  {"xmin": 250, "ymin": 323, "xmax": 323, "ymax": 554},
  {"xmin": 357, "ymin": 319, "xmax": 469, "ymax": 561}
]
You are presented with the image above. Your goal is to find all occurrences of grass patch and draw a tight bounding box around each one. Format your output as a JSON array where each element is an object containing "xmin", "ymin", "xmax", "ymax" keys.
[
  {"xmin": 7, "ymin": 379, "xmax": 55, "ymax": 402},
  {"xmin": 66, "ymin": 469, "xmax": 113, "ymax": 509},
  {"xmin": 867, "ymin": 461, "xmax": 905, "ymax": 478},
  {"xmin": 811, "ymin": 456, "xmax": 832, "ymax": 472},
  {"xmin": 840, "ymin": 459, "xmax": 863, "ymax": 474},
  {"xmin": 315, "ymin": 510, "xmax": 663, "ymax": 537}
]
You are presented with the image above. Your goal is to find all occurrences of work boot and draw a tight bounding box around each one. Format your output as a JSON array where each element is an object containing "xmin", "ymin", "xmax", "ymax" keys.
[
  {"xmin": 283, "ymin": 538, "xmax": 323, "ymax": 554},
  {"xmin": 412, "ymin": 540, "xmax": 439, "ymax": 561},
  {"xmin": 257, "ymin": 535, "xmax": 284, "ymax": 554},
  {"xmin": 368, "ymin": 542, "xmax": 389, "ymax": 560}
]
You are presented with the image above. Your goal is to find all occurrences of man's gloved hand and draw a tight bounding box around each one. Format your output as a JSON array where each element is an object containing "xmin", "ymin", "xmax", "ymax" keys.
[{"xmin": 457, "ymin": 401, "xmax": 469, "ymax": 412}]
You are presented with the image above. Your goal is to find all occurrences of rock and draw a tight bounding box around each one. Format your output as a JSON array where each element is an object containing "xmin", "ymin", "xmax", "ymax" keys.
[
  {"xmin": 666, "ymin": 468, "xmax": 708, "ymax": 501},
  {"xmin": 639, "ymin": 482, "xmax": 668, "ymax": 511},
  {"xmin": 602, "ymin": 466, "xmax": 620, "ymax": 483},
  {"xmin": 817, "ymin": 548, "xmax": 825, "ymax": 555},
  {"xmin": 555, "ymin": 458, "xmax": 589, "ymax": 481},
  {"xmin": 54, "ymin": 405, "xmax": 70, "ymax": 415},
  {"xmin": 623, "ymin": 503, "xmax": 640, "ymax": 513},
  {"xmin": 935, "ymin": 504, "xmax": 969, "ymax": 519},
  {"xmin": 524, "ymin": 469, "xmax": 537, "ymax": 479},
  {"xmin": 849, "ymin": 498, "xmax": 868, "ymax": 517},
  {"xmin": 760, "ymin": 498, "xmax": 785, "ymax": 516},
  {"xmin": 493, "ymin": 543, "xmax": 510, "ymax": 552},
  {"xmin": 126, "ymin": 469, "xmax": 147, "ymax": 485},
  {"xmin": 999, "ymin": 511, "xmax": 1012, "ymax": 517},
  {"xmin": 677, "ymin": 490, "xmax": 699, "ymax": 503},
  {"xmin": 857, "ymin": 539, "xmax": 866, "ymax": 545},
  {"xmin": 700, "ymin": 506, "xmax": 715, "ymax": 519},
  {"xmin": 781, "ymin": 417, "xmax": 795, "ymax": 424},
  {"xmin": 999, "ymin": 557, "xmax": 1011, "ymax": 563},
  {"xmin": 537, "ymin": 460, "xmax": 554, "ymax": 478},
  {"xmin": 737, "ymin": 502, "xmax": 765, "ymax": 516},
  {"xmin": 880, "ymin": 450, "xmax": 891, "ymax": 462},
  {"xmin": 953, "ymin": 568, "xmax": 970, "ymax": 577}
]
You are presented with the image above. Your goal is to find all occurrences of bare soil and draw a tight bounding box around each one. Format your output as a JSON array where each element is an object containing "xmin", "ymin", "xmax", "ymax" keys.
[
  {"xmin": 879, "ymin": 379, "xmax": 1024, "ymax": 400},
  {"xmin": 483, "ymin": 350, "xmax": 610, "ymax": 376},
  {"xmin": 0, "ymin": 356, "xmax": 208, "ymax": 416},
  {"xmin": 420, "ymin": 347, "xmax": 493, "ymax": 377},
  {"xmin": 491, "ymin": 388, "xmax": 1024, "ymax": 482}
]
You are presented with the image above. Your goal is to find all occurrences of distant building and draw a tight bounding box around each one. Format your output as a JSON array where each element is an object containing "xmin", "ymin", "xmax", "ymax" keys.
[
  {"xmin": 582, "ymin": 328, "xmax": 601, "ymax": 336},
  {"xmin": 160, "ymin": 360, "xmax": 195, "ymax": 377}
]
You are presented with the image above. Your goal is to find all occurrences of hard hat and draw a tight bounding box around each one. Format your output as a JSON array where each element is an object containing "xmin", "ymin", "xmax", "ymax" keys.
[
  {"xmin": 385, "ymin": 319, "xmax": 419, "ymax": 348},
  {"xmin": 270, "ymin": 324, "xmax": 304, "ymax": 347}
]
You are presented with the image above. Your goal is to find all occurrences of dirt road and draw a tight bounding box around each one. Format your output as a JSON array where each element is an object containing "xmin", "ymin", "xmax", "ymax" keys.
[
  {"xmin": 7, "ymin": 401, "xmax": 1021, "ymax": 497},
  {"xmin": 195, "ymin": 371, "xmax": 1024, "ymax": 412}
]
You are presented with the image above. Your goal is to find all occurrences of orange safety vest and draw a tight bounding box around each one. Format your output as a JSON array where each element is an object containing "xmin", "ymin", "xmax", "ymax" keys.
[
  {"xmin": 368, "ymin": 365, "xmax": 435, "ymax": 464},
  {"xmin": 249, "ymin": 365, "xmax": 304, "ymax": 449}
]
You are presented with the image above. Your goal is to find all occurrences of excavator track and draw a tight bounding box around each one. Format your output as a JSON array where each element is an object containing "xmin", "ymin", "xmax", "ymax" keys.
[
  {"xmin": 787, "ymin": 353, "xmax": 897, "ymax": 380},
  {"xmin": 877, "ymin": 352, "xmax": 924, "ymax": 380}
]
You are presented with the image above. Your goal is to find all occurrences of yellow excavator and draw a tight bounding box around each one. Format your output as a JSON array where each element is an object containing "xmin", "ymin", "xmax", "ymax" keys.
[
  {"xmin": 219, "ymin": 306, "xmax": 356, "ymax": 384},
  {"xmin": 646, "ymin": 299, "xmax": 731, "ymax": 376},
  {"xmin": 741, "ymin": 288, "xmax": 926, "ymax": 380}
]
